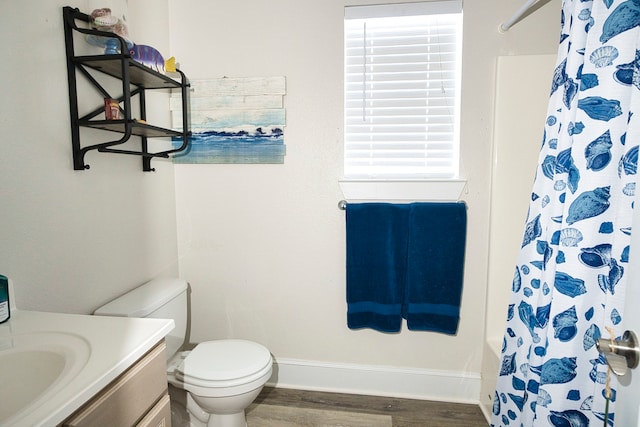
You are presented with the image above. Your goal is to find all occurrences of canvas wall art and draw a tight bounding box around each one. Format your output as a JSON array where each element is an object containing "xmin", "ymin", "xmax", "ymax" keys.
[{"xmin": 171, "ymin": 76, "xmax": 286, "ymax": 164}]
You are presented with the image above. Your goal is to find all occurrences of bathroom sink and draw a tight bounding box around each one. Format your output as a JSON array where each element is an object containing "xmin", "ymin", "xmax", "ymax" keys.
[
  {"xmin": 0, "ymin": 310, "xmax": 173, "ymax": 426},
  {"xmin": 0, "ymin": 332, "xmax": 91, "ymax": 425}
]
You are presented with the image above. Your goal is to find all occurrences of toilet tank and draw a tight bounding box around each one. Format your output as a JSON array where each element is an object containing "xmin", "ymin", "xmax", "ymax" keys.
[{"xmin": 94, "ymin": 277, "xmax": 189, "ymax": 360}]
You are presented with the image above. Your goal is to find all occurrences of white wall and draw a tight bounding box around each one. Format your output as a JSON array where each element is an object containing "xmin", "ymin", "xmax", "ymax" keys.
[
  {"xmin": 0, "ymin": 0, "xmax": 179, "ymax": 314},
  {"xmin": 0, "ymin": 0, "xmax": 560, "ymax": 405},
  {"xmin": 168, "ymin": 0, "xmax": 559, "ymax": 400}
]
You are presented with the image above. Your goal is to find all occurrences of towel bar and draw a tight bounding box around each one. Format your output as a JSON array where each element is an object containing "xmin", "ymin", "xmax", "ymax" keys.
[{"xmin": 339, "ymin": 200, "xmax": 468, "ymax": 211}]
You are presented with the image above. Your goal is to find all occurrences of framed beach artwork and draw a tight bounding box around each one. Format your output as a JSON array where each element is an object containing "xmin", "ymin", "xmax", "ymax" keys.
[{"xmin": 170, "ymin": 76, "xmax": 286, "ymax": 164}]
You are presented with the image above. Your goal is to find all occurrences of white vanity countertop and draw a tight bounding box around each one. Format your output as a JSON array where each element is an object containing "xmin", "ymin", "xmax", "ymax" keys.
[{"xmin": 0, "ymin": 309, "xmax": 174, "ymax": 427}]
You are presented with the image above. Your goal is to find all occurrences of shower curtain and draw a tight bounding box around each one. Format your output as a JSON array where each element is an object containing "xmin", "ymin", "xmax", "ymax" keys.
[{"xmin": 491, "ymin": 1, "xmax": 639, "ymax": 426}]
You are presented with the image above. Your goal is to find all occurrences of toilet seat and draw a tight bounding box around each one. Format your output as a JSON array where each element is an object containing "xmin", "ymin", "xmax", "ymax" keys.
[{"xmin": 175, "ymin": 340, "xmax": 272, "ymax": 390}]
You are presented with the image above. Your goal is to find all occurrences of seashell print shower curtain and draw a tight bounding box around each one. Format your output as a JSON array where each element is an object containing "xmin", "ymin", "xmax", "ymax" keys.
[{"xmin": 491, "ymin": 0, "xmax": 640, "ymax": 426}]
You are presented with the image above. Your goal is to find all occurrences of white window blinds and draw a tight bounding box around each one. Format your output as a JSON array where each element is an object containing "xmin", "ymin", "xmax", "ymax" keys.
[{"xmin": 344, "ymin": 1, "xmax": 463, "ymax": 179}]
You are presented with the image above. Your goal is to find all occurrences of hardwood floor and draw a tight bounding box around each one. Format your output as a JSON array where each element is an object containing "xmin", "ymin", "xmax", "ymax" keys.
[{"xmin": 248, "ymin": 387, "xmax": 489, "ymax": 427}]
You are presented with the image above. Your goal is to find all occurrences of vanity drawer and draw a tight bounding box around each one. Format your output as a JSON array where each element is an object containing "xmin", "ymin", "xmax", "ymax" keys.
[
  {"xmin": 137, "ymin": 393, "xmax": 171, "ymax": 427},
  {"xmin": 63, "ymin": 341, "xmax": 168, "ymax": 427}
]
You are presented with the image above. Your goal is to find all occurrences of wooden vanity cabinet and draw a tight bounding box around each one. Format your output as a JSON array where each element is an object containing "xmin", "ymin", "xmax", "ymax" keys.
[{"xmin": 61, "ymin": 340, "xmax": 171, "ymax": 427}]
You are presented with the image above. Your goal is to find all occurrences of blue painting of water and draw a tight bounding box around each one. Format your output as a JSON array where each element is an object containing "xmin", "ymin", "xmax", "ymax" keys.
[{"xmin": 172, "ymin": 128, "xmax": 285, "ymax": 164}]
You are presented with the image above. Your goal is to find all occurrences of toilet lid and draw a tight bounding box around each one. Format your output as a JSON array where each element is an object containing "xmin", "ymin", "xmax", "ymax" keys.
[{"xmin": 178, "ymin": 340, "xmax": 272, "ymax": 383}]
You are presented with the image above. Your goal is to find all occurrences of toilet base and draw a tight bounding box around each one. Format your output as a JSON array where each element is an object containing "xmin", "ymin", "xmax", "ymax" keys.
[
  {"xmin": 206, "ymin": 411, "xmax": 247, "ymax": 427},
  {"xmin": 169, "ymin": 384, "xmax": 257, "ymax": 427},
  {"xmin": 168, "ymin": 385, "xmax": 208, "ymax": 427}
]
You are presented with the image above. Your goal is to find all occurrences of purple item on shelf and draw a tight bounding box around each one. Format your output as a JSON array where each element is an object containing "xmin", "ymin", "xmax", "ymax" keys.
[{"xmin": 129, "ymin": 44, "xmax": 164, "ymax": 73}]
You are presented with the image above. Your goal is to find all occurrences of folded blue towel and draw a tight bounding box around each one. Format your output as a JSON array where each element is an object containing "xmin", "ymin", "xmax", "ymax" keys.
[
  {"xmin": 405, "ymin": 202, "xmax": 467, "ymax": 334},
  {"xmin": 346, "ymin": 202, "xmax": 467, "ymax": 334},
  {"xmin": 346, "ymin": 203, "xmax": 409, "ymax": 332}
]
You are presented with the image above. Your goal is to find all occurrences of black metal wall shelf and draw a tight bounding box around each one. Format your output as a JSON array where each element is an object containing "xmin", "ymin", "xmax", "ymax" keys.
[
  {"xmin": 79, "ymin": 120, "xmax": 184, "ymax": 138},
  {"xmin": 73, "ymin": 56, "xmax": 181, "ymax": 89},
  {"xmin": 63, "ymin": 6, "xmax": 190, "ymax": 171}
]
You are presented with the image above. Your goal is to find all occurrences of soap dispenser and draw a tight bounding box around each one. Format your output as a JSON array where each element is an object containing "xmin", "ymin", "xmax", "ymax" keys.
[{"xmin": 0, "ymin": 274, "xmax": 9, "ymax": 323}]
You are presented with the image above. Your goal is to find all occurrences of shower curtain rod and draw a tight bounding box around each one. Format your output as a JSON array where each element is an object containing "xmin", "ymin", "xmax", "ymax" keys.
[{"xmin": 500, "ymin": 0, "xmax": 542, "ymax": 32}]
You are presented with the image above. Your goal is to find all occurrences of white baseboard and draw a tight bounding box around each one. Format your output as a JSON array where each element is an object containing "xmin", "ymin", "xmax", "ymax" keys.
[{"xmin": 266, "ymin": 358, "xmax": 481, "ymax": 404}]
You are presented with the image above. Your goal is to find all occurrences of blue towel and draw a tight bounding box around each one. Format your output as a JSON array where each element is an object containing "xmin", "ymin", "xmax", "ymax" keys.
[
  {"xmin": 405, "ymin": 202, "xmax": 467, "ymax": 334},
  {"xmin": 345, "ymin": 202, "xmax": 467, "ymax": 334},
  {"xmin": 346, "ymin": 203, "xmax": 409, "ymax": 332}
]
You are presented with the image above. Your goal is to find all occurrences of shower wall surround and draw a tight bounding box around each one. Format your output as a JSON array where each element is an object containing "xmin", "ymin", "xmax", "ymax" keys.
[{"xmin": 480, "ymin": 53, "xmax": 557, "ymax": 418}]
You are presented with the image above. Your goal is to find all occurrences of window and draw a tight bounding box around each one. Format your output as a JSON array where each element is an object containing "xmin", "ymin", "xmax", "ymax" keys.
[{"xmin": 344, "ymin": 1, "xmax": 463, "ymax": 180}]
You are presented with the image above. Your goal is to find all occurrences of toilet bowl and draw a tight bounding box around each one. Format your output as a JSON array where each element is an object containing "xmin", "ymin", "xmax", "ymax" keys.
[
  {"xmin": 94, "ymin": 278, "xmax": 272, "ymax": 427},
  {"xmin": 168, "ymin": 340, "xmax": 272, "ymax": 427}
]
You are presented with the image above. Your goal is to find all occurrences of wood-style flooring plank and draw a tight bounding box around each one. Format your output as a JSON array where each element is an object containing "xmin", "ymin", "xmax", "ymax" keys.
[
  {"xmin": 247, "ymin": 404, "xmax": 393, "ymax": 427},
  {"xmin": 252, "ymin": 387, "xmax": 488, "ymax": 427}
]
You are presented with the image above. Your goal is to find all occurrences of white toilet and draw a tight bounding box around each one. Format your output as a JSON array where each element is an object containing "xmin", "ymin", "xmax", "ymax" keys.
[{"xmin": 94, "ymin": 277, "xmax": 273, "ymax": 427}]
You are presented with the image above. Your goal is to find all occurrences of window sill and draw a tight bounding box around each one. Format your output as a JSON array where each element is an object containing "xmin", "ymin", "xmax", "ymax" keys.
[{"xmin": 339, "ymin": 179, "xmax": 467, "ymax": 202}]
